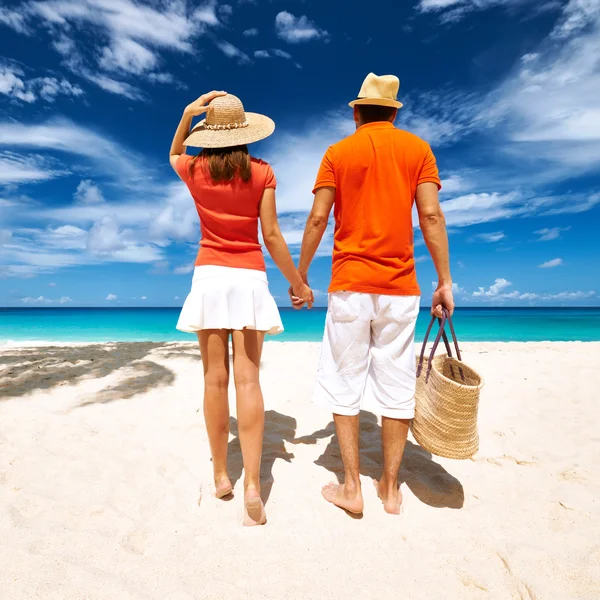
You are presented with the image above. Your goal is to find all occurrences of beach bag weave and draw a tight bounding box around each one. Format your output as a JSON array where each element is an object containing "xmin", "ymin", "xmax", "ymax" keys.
[{"xmin": 411, "ymin": 308, "xmax": 484, "ymax": 460}]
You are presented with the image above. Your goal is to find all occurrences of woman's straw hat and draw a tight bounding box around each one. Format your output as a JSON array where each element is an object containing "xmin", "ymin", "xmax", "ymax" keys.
[
  {"xmin": 184, "ymin": 94, "xmax": 275, "ymax": 148},
  {"xmin": 349, "ymin": 73, "xmax": 403, "ymax": 109}
]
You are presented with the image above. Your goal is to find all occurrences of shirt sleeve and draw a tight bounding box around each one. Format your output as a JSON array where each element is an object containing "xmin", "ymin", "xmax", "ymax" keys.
[
  {"xmin": 175, "ymin": 154, "xmax": 193, "ymax": 183},
  {"xmin": 417, "ymin": 145, "xmax": 442, "ymax": 190},
  {"xmin": 313, "ymin": 147, "xmax": 336, "ymax": 193},
  {"xmin": 264, "ymin": 163, "xmax": 276, "ymax": 189}
]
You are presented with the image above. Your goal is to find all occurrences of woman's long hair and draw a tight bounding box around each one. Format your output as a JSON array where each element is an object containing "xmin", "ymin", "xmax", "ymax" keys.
[{"xmin": 188, "ymin": 145, "xmax": 252, "ymax": 183}]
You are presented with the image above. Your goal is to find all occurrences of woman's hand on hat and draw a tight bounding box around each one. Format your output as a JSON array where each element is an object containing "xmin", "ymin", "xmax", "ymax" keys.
[{"xmin": 184, "ymin": 91, "xmax": 227, "ymax": 117}]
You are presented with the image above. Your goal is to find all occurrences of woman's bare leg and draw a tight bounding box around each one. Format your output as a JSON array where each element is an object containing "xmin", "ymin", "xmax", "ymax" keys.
[
  {"xmin": 198, "ymin": 330, "xmax": 232, "ymax": 499},
  {"xmin": 232, "ymin": 329, "xmax": 266, "ymax": 526}
]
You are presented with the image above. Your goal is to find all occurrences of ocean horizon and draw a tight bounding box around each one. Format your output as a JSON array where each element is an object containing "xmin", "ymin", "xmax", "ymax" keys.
[{"xmin": 1, "ymin": 306, "xmax": 600, "ymax": 343}]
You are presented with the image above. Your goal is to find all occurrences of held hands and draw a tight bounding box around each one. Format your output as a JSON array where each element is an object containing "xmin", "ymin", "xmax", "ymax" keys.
[
  {"xmin": 289, "ymin": 281, "xmax": 314, "ymax": 310},
  {"xmin": 431, "ymin": 283, "xmax": 455, "ymax": 318},
  {"xmin": 184, "ymin": 90, "xmax": 227, "ymax": 117}
]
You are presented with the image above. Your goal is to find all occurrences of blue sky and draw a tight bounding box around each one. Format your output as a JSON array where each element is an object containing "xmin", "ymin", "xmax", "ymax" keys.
[{"xmin": 1, "ymin": 0, "xmax": 599, "ymax": 308}]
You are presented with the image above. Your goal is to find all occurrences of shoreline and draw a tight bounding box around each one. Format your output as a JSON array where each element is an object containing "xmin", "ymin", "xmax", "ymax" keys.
[{"xmin": 2, "ymin": 339, "xmax": 600, "ymax": 347}]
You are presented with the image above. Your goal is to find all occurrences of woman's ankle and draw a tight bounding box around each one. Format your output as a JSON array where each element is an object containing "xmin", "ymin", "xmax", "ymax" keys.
[
  {"xmin": 213, "ymin": 470, "xmax": 230, "ymax": 483},
  {"xmin": 244, "ymin": 479, "xmax": 261, "ymax": 494}
]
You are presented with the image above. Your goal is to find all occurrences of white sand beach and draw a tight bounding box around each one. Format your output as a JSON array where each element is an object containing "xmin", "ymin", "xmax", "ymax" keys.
[{"xmin": 1, "ymin": 341, "xmax": 599, "ymax": 600}]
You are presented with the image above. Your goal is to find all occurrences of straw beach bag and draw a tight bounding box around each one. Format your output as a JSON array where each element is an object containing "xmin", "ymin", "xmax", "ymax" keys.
[{"xmin": 411, "ymin": 309, "xmax": 484, "ymax": 460}]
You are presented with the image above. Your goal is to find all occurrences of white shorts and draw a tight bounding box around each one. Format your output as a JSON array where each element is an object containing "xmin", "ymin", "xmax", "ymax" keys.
[
  {"xmin": 314, "ymin": 292, "xmax": 420, "ymax": 419},
  {"xmin": 176, "ymin": 266, "xmax": 283, "ymax": 335}
]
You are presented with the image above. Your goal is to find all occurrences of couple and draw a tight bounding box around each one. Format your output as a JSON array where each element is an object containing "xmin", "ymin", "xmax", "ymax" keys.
[{"xmin": 169, "ymin": 73, "xmax": 454, "ymax": 526}]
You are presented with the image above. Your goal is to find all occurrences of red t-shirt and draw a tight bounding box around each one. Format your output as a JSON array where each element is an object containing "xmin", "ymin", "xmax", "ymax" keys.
[
  {"xmin": 314, "ymin": 122, "xmax": 441, "ymax": 296},
  {"xmin": 176, "ymin": 154, "xmax": 276, "ymax": 271}
]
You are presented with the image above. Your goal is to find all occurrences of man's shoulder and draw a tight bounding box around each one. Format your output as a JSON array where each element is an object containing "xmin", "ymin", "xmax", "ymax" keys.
[{"xmin": 391, "ymin": 128, "xmax": 430, "ymax": 148}]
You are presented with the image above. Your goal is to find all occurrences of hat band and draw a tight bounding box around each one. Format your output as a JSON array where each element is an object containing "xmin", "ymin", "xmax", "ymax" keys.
[{"xmin": 204, "ymin": 121, "xmax": 249, "ymax": 131}]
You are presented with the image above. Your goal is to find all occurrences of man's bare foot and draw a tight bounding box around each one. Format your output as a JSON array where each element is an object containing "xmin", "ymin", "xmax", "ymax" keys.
[
  {"xmin": 243, "ymin": 488, "xmax": 266, "ymax": 526},
  {"xmin": 321, "ymin": 482, "xmax": 364, "ymax": 514},
  {"xmin": 214, "ymin": 476, "xmax": 233, "ymax": 499},
  {"xmin": 373, "ymin": 479, "xmax": 403, "ymax": 515}
]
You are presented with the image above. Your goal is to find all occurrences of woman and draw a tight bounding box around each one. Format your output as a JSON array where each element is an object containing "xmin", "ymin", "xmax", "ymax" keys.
[{"xmin": 169, "ymin": 90, "xmax": 312, "ymax": 526}]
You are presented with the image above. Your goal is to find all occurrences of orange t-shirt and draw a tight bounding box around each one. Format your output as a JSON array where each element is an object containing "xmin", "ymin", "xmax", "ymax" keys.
[
  {"xmin": 176, "ymin": 154, "xmax": 276, "ymax": 271},
  {"xmin": 313, "ymin": 121, "xmax": 441, "ymax": 296}
]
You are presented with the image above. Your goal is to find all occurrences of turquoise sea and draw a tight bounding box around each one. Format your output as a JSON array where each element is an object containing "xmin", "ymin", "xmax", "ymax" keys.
[{"xmin": 1, "ymin": 307, "xmax": 600, "ymax": 343}]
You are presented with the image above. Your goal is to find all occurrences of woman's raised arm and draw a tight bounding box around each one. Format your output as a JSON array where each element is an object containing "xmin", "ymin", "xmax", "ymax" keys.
[{"xmin": 169, "ymin": 90, "xmax": 227, "ymax": 173}]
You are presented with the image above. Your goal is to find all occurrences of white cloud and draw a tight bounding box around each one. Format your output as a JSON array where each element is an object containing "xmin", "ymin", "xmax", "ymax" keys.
[
  {"xmin": 254, "ymin": 49, "xmax": 293, "ymax": 60},
  {"xmin": 0, "ymin": 65, "xmax": 35, "ymax": 102},
  {"xmin": 439, "ymin": 190, "xmax": 600, "ymax": 228},
  {"xmin": 0, "ymin": 118, "xmax": 141, "ymax": 182},
  {"xmin": 52, "ymin": 34, "xmax": 74, "ymax": 56},
  {"xmin": 549, "ymin": 290, "xmax": 595, "ymax": 300},
  {"xmin": 215, "ymin": 41, "xmax": 251, "ymax": 64},
  {"xmin": 218, "ymin": 4, "xmax": 233, "ymax": 20},
  {"xmin": 539, "ymin": 257, "xmax": 563, "ymax": 268},
  {"xmin": 105, "ymin": 294, "xmax": 117, "ymax": 301},
  {"xmin": 148, "ymin": 72, "xmax": 175, "ymax": 85},
  {"xmin": 59, "ymin": 296, "xmax": 72, "ymax": 304},
  {"xmin": 473, "ymin": 278, "xmax": 512, "ymax": 297},
  {"xmin": 1, "ymin": 0, "xmax": 221, "ymax": 96},
  {"xmin": 0, "ymin": 63, "xmax": 83, "ymax": 103},
  {"xmin": 471, "ymin": 286, "xmax": 596, "ymax": 303},
  {"xmin": 477, "ymin": 1, "xmax": 600, "ymax": 176},
  {"xmin": 440, "ymin": 192, "xmax": 522, "ymax": 227},
  {"xmin": 174, "ymin": 263, "xmax": 194, "ymax": 275},
  {"xmin": 275, "ymin": 11, "xmax": 328, "ymax": 44},
  {"xmin": 74, "ymin": 180, "xmax": 105, "ymax": 204},
  {"xmin": 87, "ymin": 216, "xmax": 125, "ymax": 254},
  {"xmin": 274, "ymin": 49, "xmax": 292, "ymax": 59},
  {"xmin": 399, "ymin": 90, "xmax": 480, "ymax": 146},
  {"xmin": 534, "ymin": 226, "xmax": 570, "ymax": 241},
  {"xmin": 49, "ymin": 282, "xmax": 56, "ymax": 287},
  {"xmin": 0, "ymin": 152, "xmax": 66, "ymax": 184},
  {"xmin": 99, "ymin": 38, "xmax": 158, "ymax": 75},
  {"xmin": 0, "ymin": 7, "xmax": 28, "ymax": 33},
  {"xmin": 141, "ymin": 296, "xmax": 147, "ymax": 300},
  {"xmin": 82, "ymin": 72, "xmax": 143, "ymax": 100},
  {"xmin": 417, "ymin": 0, "xmax": 545, "ymax": 22},
  {"xmin": 440, "ymin": 174, "xmax": 471, "ymax": 194},
  {"xmin": 149, "ymin": 182, "xmax": 201, "ymax": 241},
  {"xmin": 243, "ymin": 28, "xmax": 258, "ymax": 36},
  {"xmin": 45, "ymin": 225, "xmax": 88, "ymax": 250},
  {"xmin": 21, "ymin": 295, "xmax": 53, "ymax": 304},
  {"xmin": 174, "ymin": 295, "xmax": 180, "ymax": 300},
  {"xmin": 474, "ymin": 231, "xmax": 505, "ymax": 243}
]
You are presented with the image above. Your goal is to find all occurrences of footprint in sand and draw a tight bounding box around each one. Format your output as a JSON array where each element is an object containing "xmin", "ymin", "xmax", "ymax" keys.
[
  {"xmin": 121, "ymin": 530, "xmax": 151, "ymax": 555},
  {"xmin": 557, "ymin": 467, "xmax": 587, "ymax": 483}
]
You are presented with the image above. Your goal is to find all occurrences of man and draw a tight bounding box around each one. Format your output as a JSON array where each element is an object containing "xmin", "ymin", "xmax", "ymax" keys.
[{"xmin": 293, "ymin": 73, "xmax": 454, "ymax": 515}]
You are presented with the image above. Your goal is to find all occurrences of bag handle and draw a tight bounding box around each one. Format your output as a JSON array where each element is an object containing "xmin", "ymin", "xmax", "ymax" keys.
[{"xmin": 417, "ymin": 308, "xmax": 463, "ymax": 383}]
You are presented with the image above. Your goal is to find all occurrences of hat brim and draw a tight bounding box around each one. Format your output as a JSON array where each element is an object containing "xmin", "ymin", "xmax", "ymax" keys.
[
  {"xmin": 184, "ymin": 112, "xmax": 275, "ymax": 149},
  {"xmin": 348, "ymin": 98, "xmax": 403, "ymax": 109}
]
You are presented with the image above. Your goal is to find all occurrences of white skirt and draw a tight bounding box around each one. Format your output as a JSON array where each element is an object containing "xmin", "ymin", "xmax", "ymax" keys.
[{"xmin": 176, "ymin": 266, "xmax": 284, "ymax": 335}]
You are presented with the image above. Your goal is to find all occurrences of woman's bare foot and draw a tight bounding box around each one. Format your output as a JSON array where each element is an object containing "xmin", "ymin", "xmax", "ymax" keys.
[
  {"xmin": 243, "ymin": 487, "xmax": 266, "ymax": 526},
  {"xmin": 321, "ymin": 482, "xmax": 364, "ymax": 514},
  {"xmin": 214, "ymin": 476, "xmax": 233, "ymax": 499},
  {"xmin": 373, "ymin": 478, "xmax": 403, "ymax": 515}
]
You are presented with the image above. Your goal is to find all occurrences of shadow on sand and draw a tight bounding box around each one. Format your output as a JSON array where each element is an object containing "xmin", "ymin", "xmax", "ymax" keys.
[
  {"xmin": 224, "ymin": 410, "xmax": 297, "ymax": 505},
  {"xmin": 0, "ymin": 342, "xmax": 198, "ymax": 404},
  {"xmin": 294, "ymin": 410, "xmax": 464, "ymax": 509}
]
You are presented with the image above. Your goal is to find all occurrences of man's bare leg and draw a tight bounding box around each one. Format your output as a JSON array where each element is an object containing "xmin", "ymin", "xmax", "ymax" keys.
[
  {"xmin": 321, "ymin": 413, "xmax": 364, "ymax": 514},
  {"xmin": 374, "ymin": 417, "xmax": 410, "ymax": 514}
]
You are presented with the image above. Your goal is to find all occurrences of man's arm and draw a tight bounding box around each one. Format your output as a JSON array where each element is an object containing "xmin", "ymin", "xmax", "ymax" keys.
[
  {"xmin": 297, "ymin": 186, "xmax": 335, "ymax": 281},
  {"xmin": 415, "ymin": 182, "xmax": 455, "ymax": 317}
]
